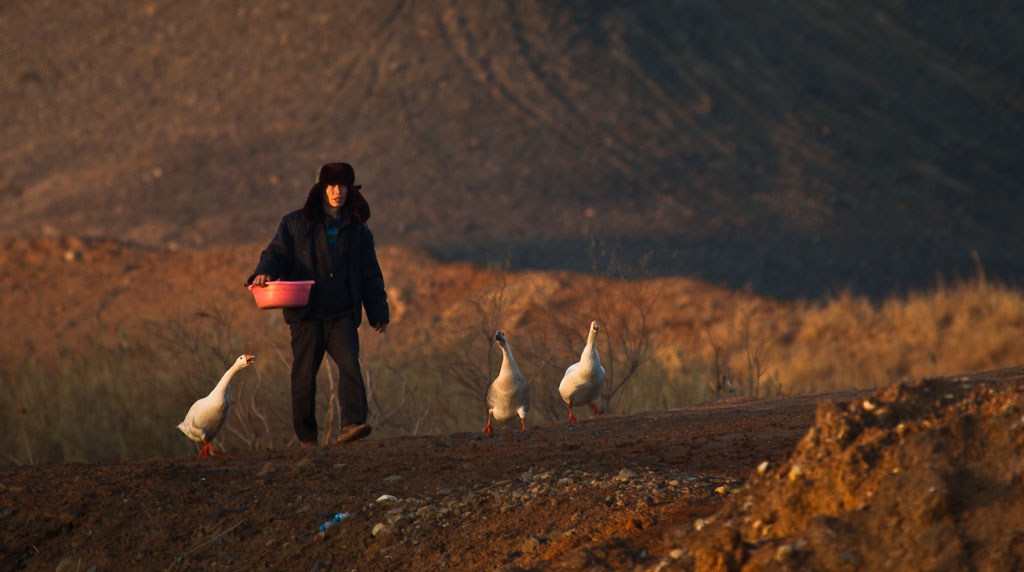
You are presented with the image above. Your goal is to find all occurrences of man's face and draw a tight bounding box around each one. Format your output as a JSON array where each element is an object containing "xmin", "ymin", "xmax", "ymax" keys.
[{"xmin": 325, "ymin": 184, "xmax": 348, "ymax": 209}]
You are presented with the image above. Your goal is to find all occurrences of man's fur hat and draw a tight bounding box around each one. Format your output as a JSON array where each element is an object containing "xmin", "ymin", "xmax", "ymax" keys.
[{"xmin": 303, "ymin": 162, "xmax": 370, "ymax": 223}]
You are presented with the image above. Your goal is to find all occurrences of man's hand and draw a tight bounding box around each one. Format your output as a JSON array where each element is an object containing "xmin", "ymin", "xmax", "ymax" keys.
[
  {"xmin": 251, "ymin": 274, "xmax": 272, "ymax": 287},
  {"xmin": 372, "ymin": 322, "xmax": 389, "ymax": 334}
]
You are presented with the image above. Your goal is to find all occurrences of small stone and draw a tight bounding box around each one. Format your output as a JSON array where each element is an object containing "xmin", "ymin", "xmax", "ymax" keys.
[
  {"xmin": 521, "ymin": 536, "xmax": 541, "ymax": 553},
  {"xmin": 837, "ymin": 551, "xmax": 864, "ymax": 566},
  {"xmin": 616, "ymin": 469, "xmax": 638, "ymax": 482},
  {"xmin": 56, "ymin": 558, "xmax": 86, "ymax": 572},
  {"xmin": 775, "ymin": 544, "xmax": 795, "ymax": 562},
  {"xmin": 392, "ymin": 516, "xmax": 412, "ymax": 530}
]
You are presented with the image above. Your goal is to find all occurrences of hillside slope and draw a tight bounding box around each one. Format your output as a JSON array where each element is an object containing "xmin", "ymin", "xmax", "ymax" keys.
[{"xmin": 2, "ymin": 0, "xmax": 1022, "ymax": 297}]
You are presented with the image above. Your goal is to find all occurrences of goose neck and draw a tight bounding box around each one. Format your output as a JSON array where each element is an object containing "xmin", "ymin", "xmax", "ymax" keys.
[{"xmin": 213, "ymin": 364, "xmax": 242, "ymax": 394}]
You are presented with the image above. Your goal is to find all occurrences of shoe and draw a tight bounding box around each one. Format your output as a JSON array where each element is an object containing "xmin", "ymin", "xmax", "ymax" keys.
[
  {"xmin": 337, "ymin": 423, "xmax": 372, "ymax": 443},
  {"xmin": 300, "ymin": 441, "xmax": 319, "ymax": 448}
]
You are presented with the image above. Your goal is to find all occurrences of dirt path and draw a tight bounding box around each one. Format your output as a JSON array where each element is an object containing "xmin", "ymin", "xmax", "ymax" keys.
[{"xmin": 0, "ymin": 390, "xmax": 869, "ymax": 571}]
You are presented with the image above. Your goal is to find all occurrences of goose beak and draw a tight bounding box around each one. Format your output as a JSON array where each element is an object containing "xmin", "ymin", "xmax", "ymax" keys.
[{"xmin": 244, "ymin": 355, "xmax": 256, "ymax": 364}]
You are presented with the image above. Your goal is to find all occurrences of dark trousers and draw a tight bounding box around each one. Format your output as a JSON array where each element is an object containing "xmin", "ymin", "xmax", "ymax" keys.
[{"xmin": 289, "ymin": 314, "xmax": 367, "ymax": 443}]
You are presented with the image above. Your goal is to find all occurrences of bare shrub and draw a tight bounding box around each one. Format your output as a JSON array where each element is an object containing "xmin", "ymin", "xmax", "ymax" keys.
[
  {"xmin": 145, "ymin": 306, "xmax": 292, "ymax": 454},
  {"xmin": 416, "ymin": 261, "xmax": 564, "ymax": 432},
  {"xmin": 739, "ymin": 302, "xmax": 774, "ymax": 397},
  {"xmin": 361, "ymin": 336, "xmax": 443, "ymax": 438},
  {"xmin": 579, "ymin": 243, "xmax": 663, "ymax": 414},
  {"xmin": 709, "ymin": 365, "xmax": 737, "ymax": 402},
  {"xmin": 700, "ymin": 300, "xmax": 776, "ymax": 400},
  {"xmin": 595, "ymin": 278, "xmax": 661, "ymax": 412},
  {"xmin": 702, "ymin": 324, "xmax": 735, "ymax": 401}
]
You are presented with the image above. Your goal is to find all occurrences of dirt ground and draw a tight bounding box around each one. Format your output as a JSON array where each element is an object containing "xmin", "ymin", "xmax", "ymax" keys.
[
  {"xmin": 3, "ymin": 368, "xmax": 1024, "ymax": 571},
  {"xmin": 0, "ymin": 386, "xmax": 858, "ymax": 571}
]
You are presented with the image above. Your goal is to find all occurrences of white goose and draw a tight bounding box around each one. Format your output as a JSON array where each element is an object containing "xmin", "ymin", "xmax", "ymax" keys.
[
  {"xmin": 177, "ymin": 354, "xmax": 254, "ymax": 457},
  {"xmin": 484, "ymin": 330, "xmax": 529, "ymax": 434},
  {"xmin": 558, "ymin": 321, "xmax": 606, "ymax": 423}
]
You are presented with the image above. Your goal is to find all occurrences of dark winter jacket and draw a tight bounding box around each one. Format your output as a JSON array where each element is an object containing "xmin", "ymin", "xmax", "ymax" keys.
[{"xmin": 248, "ymin": 205, "xmax": 389, "ymax": 327}]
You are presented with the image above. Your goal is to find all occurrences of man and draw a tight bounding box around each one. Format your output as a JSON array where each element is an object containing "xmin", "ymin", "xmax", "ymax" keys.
[{"xmin": 248, "ymin": 162, "xmax": 389, "ymax": 446}]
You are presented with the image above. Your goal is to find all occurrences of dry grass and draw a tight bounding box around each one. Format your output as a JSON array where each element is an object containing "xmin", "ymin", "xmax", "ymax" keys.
[
  {"xmin": 773, "ymin": 272, "xmax": 1024, "ymax": 393},
  {"xmin": 3, "ymin": 260, "xmax": 1023, "ymax": 465}
]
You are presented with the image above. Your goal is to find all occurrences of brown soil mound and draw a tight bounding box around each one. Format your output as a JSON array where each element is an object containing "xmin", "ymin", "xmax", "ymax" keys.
[{"xmin": 668, "ymin": 368, "xmax": 1024, "ymax": 572}]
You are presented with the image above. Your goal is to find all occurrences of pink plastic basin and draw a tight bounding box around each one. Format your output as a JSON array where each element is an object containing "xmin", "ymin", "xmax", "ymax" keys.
[{"xmin": 248, "ymin": 280, "xmax": 314, "ymax": 309}]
